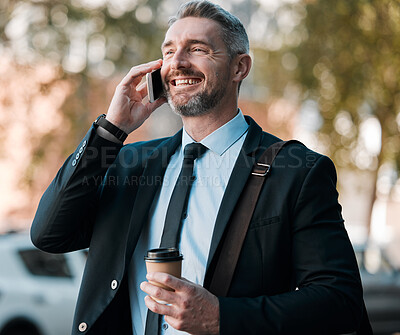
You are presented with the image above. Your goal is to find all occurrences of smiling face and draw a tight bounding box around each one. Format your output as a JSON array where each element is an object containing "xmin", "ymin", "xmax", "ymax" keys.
[{"xmin": 161, "ymin": 17, "xmax": 234, "ymax": 117}]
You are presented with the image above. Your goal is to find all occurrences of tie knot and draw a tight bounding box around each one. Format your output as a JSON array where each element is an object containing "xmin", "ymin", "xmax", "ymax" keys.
[{"xmin": 183, "ymin": 143, "xmax": 208, "ymax": 162}]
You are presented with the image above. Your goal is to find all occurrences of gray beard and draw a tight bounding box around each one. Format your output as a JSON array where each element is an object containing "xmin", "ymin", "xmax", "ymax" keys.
[{"xmin": 167, "ymin": 86, "xmax": 225, "ymax": 117}]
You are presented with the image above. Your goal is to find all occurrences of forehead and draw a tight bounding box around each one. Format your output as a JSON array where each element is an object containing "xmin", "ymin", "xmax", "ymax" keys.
[{"xmin": 163, "ymin": 17, "xmax": 224, "ymax": 48}]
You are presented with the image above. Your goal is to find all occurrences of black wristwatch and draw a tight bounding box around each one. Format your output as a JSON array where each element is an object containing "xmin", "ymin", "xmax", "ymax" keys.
[{"xmin": 94, "ymin": 114, "xmax": 128, "ymax": 142}]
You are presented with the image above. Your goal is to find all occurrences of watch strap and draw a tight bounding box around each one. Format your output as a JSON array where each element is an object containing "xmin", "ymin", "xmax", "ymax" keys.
[{"xmin": 94, "ymin": 114, "xmax": 128, "ymax": 142}]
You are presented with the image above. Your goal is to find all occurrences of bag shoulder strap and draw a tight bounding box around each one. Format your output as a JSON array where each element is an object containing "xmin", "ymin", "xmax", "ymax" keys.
[
  {"xmin": 208, "ymin": 138, "xmax": 373, "ymax": 335},
  {"xmin": 209, "ymin": 140, "xmax": 301, "ymax": 296}
]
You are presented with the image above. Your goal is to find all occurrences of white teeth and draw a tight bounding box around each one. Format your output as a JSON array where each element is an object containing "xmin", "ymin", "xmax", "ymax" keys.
[{"xmin": 175, "ymin": 79, "xmax": 200, "ymax": 86}]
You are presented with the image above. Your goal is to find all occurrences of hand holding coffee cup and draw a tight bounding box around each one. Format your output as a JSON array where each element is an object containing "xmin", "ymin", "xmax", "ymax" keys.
[{"xmin": 144, "ymin": 248, "xmax": 183, "ymax": 303}]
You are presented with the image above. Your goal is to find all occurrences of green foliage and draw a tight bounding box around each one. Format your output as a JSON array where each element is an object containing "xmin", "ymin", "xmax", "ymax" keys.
[
  {"xmin": 293, "ymin": 0, "xmax": 400, "ymax": 171},
  {"xmin": 1, "ymin": 0, "xmax": 399, "ymax": 217},
  {"xmin": 1, "ymin": 0, "xmax": 166, "ymax": 75},
  {"xmin": 0, "ymin": 0, "xmax": 168, "ymax": 155},
  {"xmin": 0, "ymin": 0, "xmax": 169, "ymax": 200}
]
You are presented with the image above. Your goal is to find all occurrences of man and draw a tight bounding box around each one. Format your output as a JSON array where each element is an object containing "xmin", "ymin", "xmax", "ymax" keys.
[{"xmin": 31, "ymin": 1, "xmax": 364, "ymax": 334}]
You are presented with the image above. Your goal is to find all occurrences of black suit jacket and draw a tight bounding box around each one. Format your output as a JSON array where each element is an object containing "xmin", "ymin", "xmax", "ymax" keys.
[{"xmin": 31, "ymin": 116, "xmax": 363, "ymax": 334}]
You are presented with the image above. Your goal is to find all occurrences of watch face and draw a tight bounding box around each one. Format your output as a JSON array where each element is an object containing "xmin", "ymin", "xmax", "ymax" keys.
[{"xmin": 95, "ymin": 114, "xmax": 106, "ymax": 123}]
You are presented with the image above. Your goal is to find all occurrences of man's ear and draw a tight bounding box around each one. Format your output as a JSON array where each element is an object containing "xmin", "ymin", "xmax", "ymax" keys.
[{"xmin": 232, "ymin": 54, "xmax": 252, "ymax": 83}]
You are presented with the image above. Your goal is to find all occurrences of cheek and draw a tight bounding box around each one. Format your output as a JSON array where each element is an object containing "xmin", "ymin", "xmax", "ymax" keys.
[
  {"xmin": 160, "ymin": 60, "xmax": 171, "ymax": 74},
  {"xmin": 160, "ymin": 66, "xmax": 167, "ymax": 78},
  {"xmin": 160, "ymin": 66, "xmax": 169, "ymax": 85}
]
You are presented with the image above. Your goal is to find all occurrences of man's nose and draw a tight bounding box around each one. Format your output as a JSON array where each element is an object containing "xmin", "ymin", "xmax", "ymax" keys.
[{"xmin": 171, "ymin": 49, "xmax": 191, "ymax": 70}]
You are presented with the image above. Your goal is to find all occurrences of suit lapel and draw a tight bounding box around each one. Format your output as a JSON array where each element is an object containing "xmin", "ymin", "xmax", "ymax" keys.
[
  {"xmin": 123, "ymin": 116, "xmax": 280, "ymax": 273},
  {"xmin": 205, "ymin": 116, "xmax": 279, "ymax": 273},
  {"xmin": 124, "ymin": 131, "xmax": 182, "ymax": 266}
]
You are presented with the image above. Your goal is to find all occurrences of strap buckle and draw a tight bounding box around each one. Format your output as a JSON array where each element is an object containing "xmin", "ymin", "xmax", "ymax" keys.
[{"xmin": 251, "ymin": 163, "xmax": 270, "ymax": 177}]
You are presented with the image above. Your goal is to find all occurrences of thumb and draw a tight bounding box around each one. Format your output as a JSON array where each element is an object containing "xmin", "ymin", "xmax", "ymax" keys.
[{"xmin": 148, "ymin": 96, "xmax": 167, "ymax": 112}]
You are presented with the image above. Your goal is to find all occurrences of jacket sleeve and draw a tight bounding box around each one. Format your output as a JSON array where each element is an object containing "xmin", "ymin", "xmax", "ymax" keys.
[
  {"xmin": 218, "ymin": 155, "xmax": 363, "ymax": 334},
  {"xmin": 30, "ymin": 126, "xmax": 123, "ymax": 253}
]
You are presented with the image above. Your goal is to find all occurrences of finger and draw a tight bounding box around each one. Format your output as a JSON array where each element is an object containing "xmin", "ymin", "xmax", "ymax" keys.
[
  {"xmin": 144, "ymin": 295, "xmax": 176, "ymax": 317},
  {"xmin": 147, "ymin": 96, "xmax": 167, "ymax": 111},
  {"xmin": 129, "ymin": 74, "xmax": 146, "ymax": 91},
  {"xmin": 120, "ymin": 59, "xmax": 162, "ymax": 87},
  {"xmin": 164, "ymin": 315, "xmax": 184, "ymax": 332},
  {"xmin": 123, "ymin": 60, "xmax": 162, "ymax": 86},
  {"xmin": 140, "ymin": 281, "xmax": 175, "ymax": 304},
  {"xmin": 137, "ymin": 82, "xmax": 148, "ymax": 100},
  {"xmin": 137, "ymin": 78, "xmax": 167, "ymax": 102},
  {"xmin": 137, "ymin": 80, "xmax": 167, "ymax": 109},
  {"xmin": 146, "ymin": 272, "xmax": 185, "ymax": 292}
]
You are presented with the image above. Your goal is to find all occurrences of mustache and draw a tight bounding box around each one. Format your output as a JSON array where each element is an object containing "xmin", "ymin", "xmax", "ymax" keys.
[{"xmin": 165, "ymin": 69, "xmax": 205, "ymax": 82}]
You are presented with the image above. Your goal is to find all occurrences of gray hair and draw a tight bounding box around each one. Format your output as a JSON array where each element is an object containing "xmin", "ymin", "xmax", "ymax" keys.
[{"xmin": 169, "ymin": 1, "xmax": 249, "ymax": 59}]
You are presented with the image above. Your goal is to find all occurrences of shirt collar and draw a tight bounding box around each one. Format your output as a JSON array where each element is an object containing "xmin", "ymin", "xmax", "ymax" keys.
[{"xmin": 182, "ymin": 109, "xmax": 249, "ymax": 156}]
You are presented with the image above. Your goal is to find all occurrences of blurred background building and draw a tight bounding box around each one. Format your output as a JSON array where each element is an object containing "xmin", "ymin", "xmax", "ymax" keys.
[{"xmin": 0, "ymin": 0, "xmax": 399, "ymax": 265}]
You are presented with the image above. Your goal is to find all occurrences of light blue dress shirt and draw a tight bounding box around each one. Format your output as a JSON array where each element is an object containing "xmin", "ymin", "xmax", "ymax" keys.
[{"xmin": 128, "ymin": 110, "xmax": 249, "ymax": 335}]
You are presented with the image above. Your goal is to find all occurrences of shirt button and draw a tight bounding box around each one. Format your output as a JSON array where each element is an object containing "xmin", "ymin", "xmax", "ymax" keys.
[
  {"xmin": 111, "ymin": 279, "xmax": 118, "ymax": 290},
  {"xmin": 72, "ymin": 159, "xmax": 77, "ymax": 166},
  {"xmin": 182, "ymin": 212, "xmax": 188, "ymax": 220},
  {"xmin": 78, "ymin": 322, "xmax": 87, "ymax": 332},
  {"xmin": 79, "ymin": 147, "xmax": 84, "ymax": 154},
  {"xmin": 75, "ymin": 153, "xmax": 80, "ymax": 160},
  {"xmin": 162, "ymin": 323, "xmax": 169, "ymax": 330},
  {"xmin": 82, "ymin": 140, "xmax": 87, "ymax": 147}
]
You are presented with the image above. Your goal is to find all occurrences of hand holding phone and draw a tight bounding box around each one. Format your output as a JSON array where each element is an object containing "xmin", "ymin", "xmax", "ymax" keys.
[
  {"xmin": 105, "ymin": 59, "xmax": 165, "ymax": 135},
  {"xmin": 146, "ymin": 68, "xmax": 163, "ymax": 103}
]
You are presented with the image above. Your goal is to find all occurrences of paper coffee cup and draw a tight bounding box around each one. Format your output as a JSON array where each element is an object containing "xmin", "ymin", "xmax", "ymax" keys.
[{"xmin": 144, "ymin": 248, "xmax": 183, "ymax": 291}]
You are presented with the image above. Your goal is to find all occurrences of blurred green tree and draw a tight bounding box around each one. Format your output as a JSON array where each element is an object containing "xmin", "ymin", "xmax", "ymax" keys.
[
  {"xmin": 0, "ymin": 0, "xmax": 168, "ymax": 220},
  {"xmin": 1, "ymin": 0, "xmax": 399, "ymax": 232},
  {"xmin": 290, "ymin": 0, "xmax": 400, "ymax": 234},
  {"xmin": 1, "ymin": 0, "xmax": 168, "ymax": 131}
]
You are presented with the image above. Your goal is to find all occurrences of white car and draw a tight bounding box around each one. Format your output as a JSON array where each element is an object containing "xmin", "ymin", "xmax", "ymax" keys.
[{"xmin": 0, "ymin": 231, "xmax": 86, "ymax": 335}]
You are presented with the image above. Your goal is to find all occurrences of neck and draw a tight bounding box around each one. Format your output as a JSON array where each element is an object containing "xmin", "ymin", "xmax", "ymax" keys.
[{"xmin": 181, "ymin": 103, "xmax": 239, "ymax": 142}]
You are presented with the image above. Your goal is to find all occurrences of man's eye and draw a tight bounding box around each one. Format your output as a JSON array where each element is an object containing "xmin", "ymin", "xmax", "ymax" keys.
[{"xmin": 193, "ymin": 48, "xmax": 206, "ymax": 53}]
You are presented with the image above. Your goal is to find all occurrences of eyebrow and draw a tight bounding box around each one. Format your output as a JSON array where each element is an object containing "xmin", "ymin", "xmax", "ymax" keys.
[{"xmin": 161, "ymin": 39, "xmax": 213, "ymax": 50}]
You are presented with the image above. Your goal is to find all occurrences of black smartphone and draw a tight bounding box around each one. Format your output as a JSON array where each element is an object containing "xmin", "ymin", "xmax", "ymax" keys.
[{"xmin": 146, "ymin": 68, "xmax": 163, "ymax": 103}]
